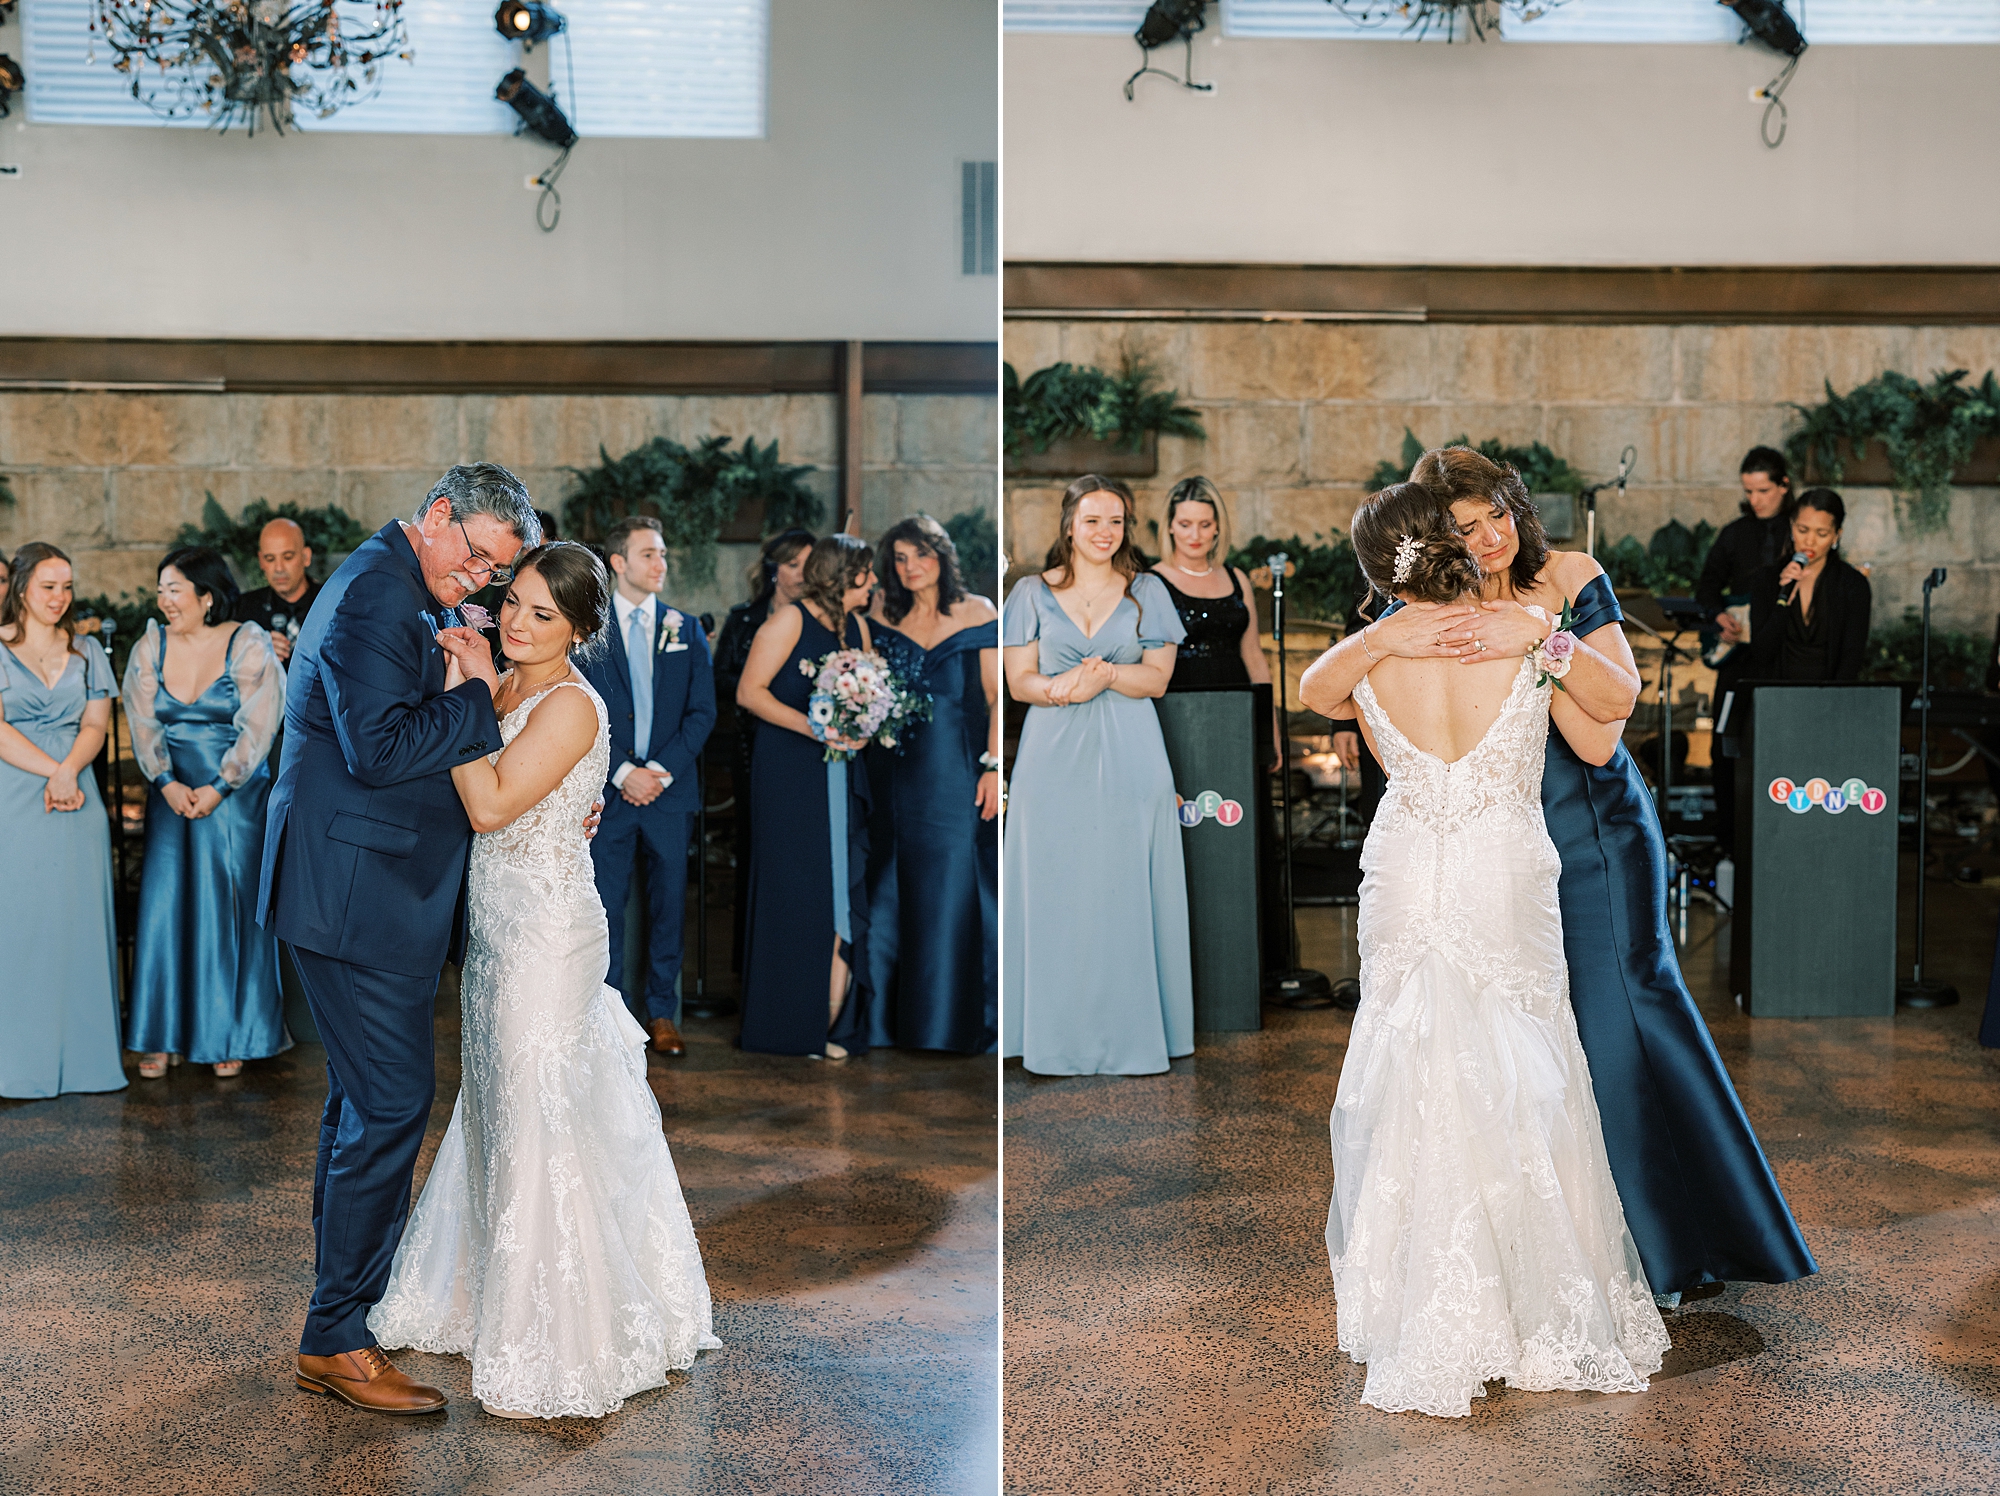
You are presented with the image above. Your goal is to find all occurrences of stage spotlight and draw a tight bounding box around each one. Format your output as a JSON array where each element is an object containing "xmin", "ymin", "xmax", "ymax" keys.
[
  {"xmin": 1722, "ymin": 0, "xmax": 1805, "ymax": 58},
  {"xmin": 1136, "ymin": 0, "xmax": 1208, "ymax": 49},
  {"xmin": 0, "ymin": 54, "xmax": 21, "ymax": 121},
  {"xmin": 1720, "ymin": 0, "xmax": 1806, "ymax": 149},
  {"xmin": 496, "ymin": 67, "xmax": 576, "ymax": 149},
  {"xmin": 494, "ymin": 0, "xmax": 565, "ymax": 49},
  {"xmin": 1125, "ymin": 0, "xmax": 1213, "ymax": 99}
]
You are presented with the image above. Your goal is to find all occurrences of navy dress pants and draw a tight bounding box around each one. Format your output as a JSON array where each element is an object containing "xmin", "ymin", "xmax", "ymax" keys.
[
  {"xmin": 287, "ymin": 943, "xmax": 439, "ymax": 1356},
  {"xmin": 591, "ymin": 800, "xmax": 691, "ymax": 1024}
]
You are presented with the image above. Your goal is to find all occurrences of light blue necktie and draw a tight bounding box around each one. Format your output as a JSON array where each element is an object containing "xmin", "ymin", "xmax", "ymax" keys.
[{"xmin": 627, "ymin": 603, "xmax": 653, "ymax": 762}]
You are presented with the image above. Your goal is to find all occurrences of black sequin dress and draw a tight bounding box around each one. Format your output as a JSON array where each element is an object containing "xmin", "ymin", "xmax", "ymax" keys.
[{"xmin": 1155, "ymin": 569, "xmax": 1254, "ymax": 690}]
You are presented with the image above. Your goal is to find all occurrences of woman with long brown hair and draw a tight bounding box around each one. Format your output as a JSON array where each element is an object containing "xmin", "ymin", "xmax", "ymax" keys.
[
  {"xmin": 736, "ymin": 533, "xmax": 881, "ymax": 1058},
  {"xmin": 1002, "ymin": 475, "xmax": 1192, "ymax": 1075},
  {"xmin": 0, "ymin": 542, "xmax": 127, "ymax": 1098},
  {"xmin": 1302, "ymin": 446, "xmax": 1815, "ymax": 1304},
  {"xmin": 862, "ymin": 513, "xmax": 999, "ymax": 1054}
]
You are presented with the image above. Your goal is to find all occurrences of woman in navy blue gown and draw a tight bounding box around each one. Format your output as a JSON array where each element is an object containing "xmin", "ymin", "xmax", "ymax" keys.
[
  {"xmin": 863, "ymin": 514, "xmax": 998, "ymax": 1054},
  {"xmin": 1304, "ymin": 446, "xmax": 1816, "ymax": 1297},
  {"xmin": 123, "ymin": 547, "xmax": 291, "ymax": 1080},
  {"xmin": 735, "ymin": 534, "xmax": 879, "ymax": 1059}
]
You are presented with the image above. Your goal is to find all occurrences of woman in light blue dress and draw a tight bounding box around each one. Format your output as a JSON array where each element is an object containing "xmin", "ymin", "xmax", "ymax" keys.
[
  {"xmin": 1002, "ymin": 475, "xmax": 1193, "ymax": 1076},
  {"xmin": 123, "ymin": 547, "xmax": 290, "ymax": 1080},
  {"xmin": 0, "ymin": 543, "xmax": 127, "ymax": 1099}
]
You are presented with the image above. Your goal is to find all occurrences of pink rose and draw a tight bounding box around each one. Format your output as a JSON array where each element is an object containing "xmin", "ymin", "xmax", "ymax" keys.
[
  {"xmin": 1542, "ymin": 629, "xmax": 1577, "ymax": 662},
  {"xmin": 458, "ymin": 602, "xmax": 495, "ymax": 631}
]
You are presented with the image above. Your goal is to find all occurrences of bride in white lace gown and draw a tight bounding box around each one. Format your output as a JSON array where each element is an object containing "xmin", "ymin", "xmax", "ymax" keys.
[
  {"xmin": 1320, "ymin": 486, "xmax": 1668, "ymax": 1418},
  {"xmin": 369, "ymin": 544, "xmax": 720, "ymax": 1419}
]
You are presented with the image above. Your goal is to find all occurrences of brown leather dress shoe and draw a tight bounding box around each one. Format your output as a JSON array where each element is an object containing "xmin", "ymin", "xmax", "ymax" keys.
[
  {"xmin": 647, "ymin": 1017, "xmax": 687, "ymax": 1057},
  {"xmin": 296, "ymin": 1347, "xmax": 447, "ymax": 1414}
]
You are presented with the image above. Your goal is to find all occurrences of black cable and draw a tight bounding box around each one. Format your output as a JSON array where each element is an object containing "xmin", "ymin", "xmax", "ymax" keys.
[
  {"xmin": 534, "ymin": 144, "xmax": 570, "ymax": 233},
  {"xmin": 1757, "ymin": 53, "xmax": 1800, "ymax": 150}
]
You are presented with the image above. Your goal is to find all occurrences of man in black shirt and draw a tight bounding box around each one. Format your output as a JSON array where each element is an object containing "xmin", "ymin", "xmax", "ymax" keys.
[
  {"xmin": 1697, "ymin": 446, "xmax": 1793, "ymax": 858},
  {"xmin": 234, "ymin": 517, "xmax": 323, "ymax": 665}
]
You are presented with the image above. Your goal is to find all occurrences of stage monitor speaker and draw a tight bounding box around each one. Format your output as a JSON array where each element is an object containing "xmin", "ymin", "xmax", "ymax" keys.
[
  {"xmin": 1728, "ymin": 681, "xmax": 1899, "ymax": 1017},
  {"xmin": 1156, "ymin": 684, "xmax": 1268, "ymax": 1031}
]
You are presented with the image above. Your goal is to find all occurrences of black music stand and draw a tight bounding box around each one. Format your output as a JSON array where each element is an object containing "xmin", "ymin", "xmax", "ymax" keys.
[
  {"xmin": 1261, "ymin": 552, "xmax": 1333, "ymax": 1010},
  {"xmin": 1900, "ymin": 567, "xmax": 1957, "ymax": 1008}
]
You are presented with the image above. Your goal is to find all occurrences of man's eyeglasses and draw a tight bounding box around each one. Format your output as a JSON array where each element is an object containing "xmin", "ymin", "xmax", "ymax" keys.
[{"xmin": 458, "ymin": 520, "xmax": 514, "ymax": 586}]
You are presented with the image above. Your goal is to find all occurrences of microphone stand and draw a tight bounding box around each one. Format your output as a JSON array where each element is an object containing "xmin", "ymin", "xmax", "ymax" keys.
[
  {"xmin": 1262, "ymin": 552, "xmax": 1333, "ymax": 1009},
  {"xmin": 1900, "ymin": 567, "xmax": 1958, "ymax": 1008},
  {"xmin": 1624, "ymin": 610, "xmax": 1697, "ymax": 943},
  {"xmin": 1577, "ymin": 445, "xmax": 1636, "ymax": 560}
]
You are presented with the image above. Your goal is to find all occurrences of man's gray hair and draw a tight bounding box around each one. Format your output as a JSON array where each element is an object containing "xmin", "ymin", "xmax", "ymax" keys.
[{"xmin": 414, "ymin": 463, "xmax": 542, "ymax": 546}]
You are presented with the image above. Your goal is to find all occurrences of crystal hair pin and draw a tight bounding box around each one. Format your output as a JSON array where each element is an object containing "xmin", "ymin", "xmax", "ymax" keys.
[{"xmin": 1392, "ymin": 534, "xmax": 1421, "ymax": 585}]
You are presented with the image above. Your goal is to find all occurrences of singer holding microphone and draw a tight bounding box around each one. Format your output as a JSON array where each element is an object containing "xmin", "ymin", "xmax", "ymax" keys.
[{"xmin": 1746, "ymin": 488, "xmax": 1871, "ymax": 683}]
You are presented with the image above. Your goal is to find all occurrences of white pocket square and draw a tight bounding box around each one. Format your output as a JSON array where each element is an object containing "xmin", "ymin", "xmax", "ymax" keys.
[{"xmin": 662, "ymin": 642, "xmax": 690, "ymax": 653}]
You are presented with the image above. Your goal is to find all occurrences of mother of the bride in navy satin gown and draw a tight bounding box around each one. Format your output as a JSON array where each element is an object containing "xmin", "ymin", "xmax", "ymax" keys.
[
  {"xmin": 1308, "ymin": 445, "xmax": 1816, "ymax": 1298},
  {"xmin": 862, "ymin": 515, "xmax": 999, "ymax": 1055}
]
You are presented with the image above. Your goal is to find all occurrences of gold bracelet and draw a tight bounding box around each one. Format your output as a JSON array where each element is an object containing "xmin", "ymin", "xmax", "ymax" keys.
[{"xmin": 1359, "ymin": 625, "xmax": 1381, "ymax": 663}]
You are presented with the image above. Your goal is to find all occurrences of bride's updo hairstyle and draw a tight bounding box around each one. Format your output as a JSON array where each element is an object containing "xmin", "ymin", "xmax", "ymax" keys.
[
  {"xmin": 1352, "ymin": 482, "xmax": 1483, "ymax": 604},
  {"xmin": 511, "ymin": 541, "xmax": 611, "ymax": 658},
  {"xmin": 1409, "ymin": 444, "xmax": 1550, "ymax": 595}
]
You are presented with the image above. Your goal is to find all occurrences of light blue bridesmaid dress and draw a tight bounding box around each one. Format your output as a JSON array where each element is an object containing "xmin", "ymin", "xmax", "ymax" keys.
[
  {"xmin": 1002, "ymin": 573, "xmax": 1194, "ymax": 1075},
  {"xmin": 122, "ymin": 620, "xmax": 290, "ymax": 1066},
  {"xmin": 0, "ymin": 635, "xmax": 127, "ymax": 1098}
]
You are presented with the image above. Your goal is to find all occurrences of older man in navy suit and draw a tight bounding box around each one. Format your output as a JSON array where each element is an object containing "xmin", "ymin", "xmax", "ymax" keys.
[
  {"xmin": 258, "ymin": 464, "xmax": 545, "ymax": 1414},
  {"xmin": 580, "ymin": 514, "xmax": 717, "ymax": 1058}
]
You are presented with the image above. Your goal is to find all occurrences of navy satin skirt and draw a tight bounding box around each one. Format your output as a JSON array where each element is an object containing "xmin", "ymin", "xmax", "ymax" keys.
[{"xmin": 1546, "ymin": 734, "xmax": 1817, "ymax": 1292}]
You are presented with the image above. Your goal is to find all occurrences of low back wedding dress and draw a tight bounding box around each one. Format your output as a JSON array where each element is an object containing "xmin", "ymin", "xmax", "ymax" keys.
[
  {"xmin": 1328, "ymin": 657, "xmax": 1669, "ymax": 1418},
  {"xmin": 370, "ymin": 676, "xmax": 721, "ymax": 1417}
]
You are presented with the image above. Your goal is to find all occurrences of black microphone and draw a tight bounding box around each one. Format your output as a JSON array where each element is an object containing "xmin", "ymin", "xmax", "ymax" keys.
[{"xmin": 1778, "ymin": 550, "xmax": 1809, "ymax": 606}]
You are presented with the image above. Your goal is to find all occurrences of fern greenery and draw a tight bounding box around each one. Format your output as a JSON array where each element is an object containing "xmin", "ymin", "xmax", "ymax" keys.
[
  {"xmin": 562, "ymin": 435, "xmax": 823, "ymax": 583},
  {"xmin": 1784, "ymin": 368, "xmax": 2000, "ymax": 535},
  {"xmin": 1369, "ymin": 427, "xmax": 1586, "ymax": 497},
  {"xmin": 1003, "ymin": 358, "xmax": 1206, "ymax": 457},
  {"xmin": 175, "ymin": 494, "xmax": 368, "ymax": 583}
]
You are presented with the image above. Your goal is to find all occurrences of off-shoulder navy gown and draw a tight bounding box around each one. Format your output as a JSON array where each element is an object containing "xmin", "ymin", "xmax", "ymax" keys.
[
  {"xmin": 1385, "ymin": 575, "xmax": 1815, "ymax": 1293},
  {"xmin": 861, "ymin": 619, "xmax": 997, "ymax": 1053}
]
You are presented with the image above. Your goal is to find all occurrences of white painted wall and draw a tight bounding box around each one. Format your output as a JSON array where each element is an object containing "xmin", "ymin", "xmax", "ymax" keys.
[
  {"xmin": 0, "ymin": 1, "xmax": 999, "ymax": 340},
  {"xmin": 1004, "ymin": 33, "xmax": 2000, "ymax": 266}
]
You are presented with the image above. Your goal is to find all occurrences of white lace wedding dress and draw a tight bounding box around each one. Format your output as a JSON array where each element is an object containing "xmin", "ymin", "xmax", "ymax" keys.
[
  {"xmin": 1328, "ymin": 659, "xmax": 1668, "ymax": 1418},
  {"xmin": 369, "ymin": 677, "xmax": 721, "ymax": 1417}
]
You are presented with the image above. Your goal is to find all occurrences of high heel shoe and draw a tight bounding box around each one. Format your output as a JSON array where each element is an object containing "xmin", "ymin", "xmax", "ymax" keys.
[
  {"xmin": 138, "ymin": 1053, "xmax": 169, "ymax": 1080},
  {"xmin": 214, "ymin": 1060, "xmax": 244, "ymax": 1079}
]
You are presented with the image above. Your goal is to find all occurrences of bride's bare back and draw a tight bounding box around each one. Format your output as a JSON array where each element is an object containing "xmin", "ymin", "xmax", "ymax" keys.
[{"xmin": 1358, "ymin": 652, "xmax": 1529, "ymax": 765}]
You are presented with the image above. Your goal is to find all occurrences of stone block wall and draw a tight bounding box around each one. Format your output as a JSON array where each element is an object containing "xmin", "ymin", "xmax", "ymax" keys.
[
  {"xmin": 0, "ymin": 390, "xmax": 998, "ymax": 621},
  {"xmin": 1003, "ymin": 320, "xmax": 2000, "ymax": 634}
]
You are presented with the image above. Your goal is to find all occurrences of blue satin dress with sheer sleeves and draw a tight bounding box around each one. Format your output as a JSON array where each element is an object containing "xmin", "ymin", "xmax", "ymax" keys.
[
  {"xmin": 1381, "ymin": 574, "xmax": 1815, "ymax": 1292},
  {"xmin": 0, "ymin": 637, "xmax": 127, "ymax": 1099},
  {"xmin": 861, "ymin": 619, "xmax": 998, "ymax": 1054},
  {"xmin": 124, "ymin": 624, "xmax": 290, "ymax": 1066},
  {"xmin": 739, "ymin": 602, "xmax": 873, "ymax": 1058}
]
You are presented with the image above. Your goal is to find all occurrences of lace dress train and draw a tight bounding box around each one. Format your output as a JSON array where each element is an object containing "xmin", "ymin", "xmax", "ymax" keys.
[
  {"xmin": 1327, "ymin": 662, "xmax": 1668, "ymax": 1418},
  {"xmin": 370, "ymin": 678, "xmax": 721, "ymax": 1417}
]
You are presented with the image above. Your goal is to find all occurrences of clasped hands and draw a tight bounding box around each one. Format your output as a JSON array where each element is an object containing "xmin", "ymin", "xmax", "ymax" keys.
[
  {"xmin": 42, "ymin": 768, "xmax": 86, "ymax": 814},
  {"xmin": 1367, "ymin": 600, "xmax": 1553, "ymax": 664},
  {"xmin": 159, "ymin": 780, "xmax": 223, "ymax": 819},
  {"xmin": 1044, "ymin": 656, "xmax": 1117, "ymax": 707}
]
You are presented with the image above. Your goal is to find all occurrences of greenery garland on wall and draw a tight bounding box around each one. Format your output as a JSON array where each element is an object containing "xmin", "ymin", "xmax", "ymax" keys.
[
  {"xmin": 561, "ymin": 435, "xmax": 822, "ymax": 582},
  {"xmin": 1368, "ymin": 428, "xmax": 1587, "ymax": 498},
  {"xmin": 176, "ymin": 494, "xmax": 368, "ymax": 582},
  {"xmin": 1785, "ymin": 368, "xmax": 2000, "ymax": 535},
  {"xmin": 943, "ymin": 508, "xmax": 1000, "ymax": 598},
  {"xmin": 1003, "ymin": 358, "xmax": 1205, "ymax": 457}
]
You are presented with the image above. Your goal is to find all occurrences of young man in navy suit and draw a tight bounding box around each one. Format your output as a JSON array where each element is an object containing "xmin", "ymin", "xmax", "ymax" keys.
[{"xmin": 581, "ymin": 515, "xmax": 717, "ymax": 1058}]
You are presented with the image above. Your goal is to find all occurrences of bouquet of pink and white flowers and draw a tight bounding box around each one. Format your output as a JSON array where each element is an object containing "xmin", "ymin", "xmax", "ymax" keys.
[{"xmin": 801, "ymin": 647, "xmax": 931, "ymax": 761}]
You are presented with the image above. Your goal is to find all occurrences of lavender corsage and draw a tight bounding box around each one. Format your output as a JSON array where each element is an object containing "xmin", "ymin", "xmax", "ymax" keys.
[{"xmin": 1526, "ymin": 599, "xmax": 1579, "ymax": 692}]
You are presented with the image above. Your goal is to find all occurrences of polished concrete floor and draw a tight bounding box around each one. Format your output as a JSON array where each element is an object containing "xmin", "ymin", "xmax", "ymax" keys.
[
  {"xmin": 0, "ymin": 977, "xmax": 998, "ymax": 1496},
  {"xmin": 1004, "ymin": 854, "xmax": 2000, "ymax": 1495}
]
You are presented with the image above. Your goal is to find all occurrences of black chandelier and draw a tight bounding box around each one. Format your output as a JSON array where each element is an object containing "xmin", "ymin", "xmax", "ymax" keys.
[
  {"xmin": 89, "ymin": 0, "xmax": 413, "ymax": 135},
  {"xmin": 1321, "ymin": 1, "xmax": 1565, "ymax": 43}
]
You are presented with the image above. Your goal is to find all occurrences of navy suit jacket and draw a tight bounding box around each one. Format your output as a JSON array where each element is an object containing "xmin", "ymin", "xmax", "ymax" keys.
[
  {"xmin": 257, "ymin": 521, "xmax": 503, "ymax": 978},
  {"xmin": 578, "ymin": 598, "xmax": 716, "ymax": 815}
]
